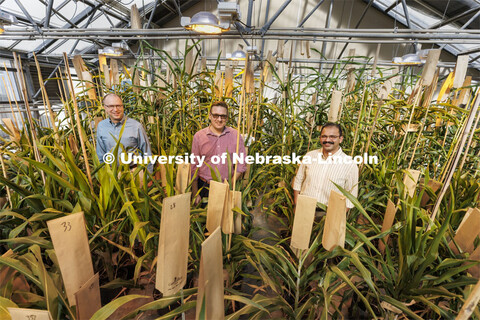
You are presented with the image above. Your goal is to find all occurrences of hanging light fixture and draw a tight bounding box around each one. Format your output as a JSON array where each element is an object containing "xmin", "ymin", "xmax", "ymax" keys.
[
  {"xmin": 228, "ymin": 49, "xmax": 246, "ymax": 61},
  {"xmin": 393, "ymin": 53, "xmax": 423, "ymax": 65},
  {"xmin": 181, "ymin": 2, "xmax": 240, "ymax": 34},
  {"xmin": 98, "ymin": 42, "xmax": 129, "ymax": 57},
  {"xmin": 182, "ymin": 11, "xmax": 225, "ymax": 34}
]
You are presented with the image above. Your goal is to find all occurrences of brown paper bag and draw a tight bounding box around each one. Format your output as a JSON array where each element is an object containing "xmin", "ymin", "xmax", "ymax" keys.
[
  {"xmin": 207, "ymin": 181, "xmax": 228, "ymax": 233},
  {"xmin": 322, "ymin": 191, "xmax": 347, "ymax": 251},
  {"xmin": 81, "ymin": 71, "xmax": 97, "ymax": 100},
  {"xmin": 156, "ymin": 193, "xmax": 191, "ymax": 296},
  {"xmin": 403, "ymin": 169, "xmax": 421, "ymax": 198},
  {"xmin": 2, "ymin": 118, "xmax": 20, "ymax": 143},
  {"xmin": 8, "ymin": 308, "xmax": 52, "ymax": 320},
  {"xmin": 222, "ymin": 190, "xmax": 241, "ymax": 235},
  {"xmin": 72, "ymin": 55, "xmax": 87, "ymax": 81},
  {"xmin": 47, "ymin": 212, "xmax": 94, "ymax": 306},
  {"xmin": 420, "ymin": 179, "xmax": 442, "ymax": 207},
  {"xmin": 453, "ymin": 55, "xmax": 469, "ymax": 88},
  {"xmin": 467, "ymin": 246, "xmax": 480, "ymax": 279},
  {"xmin": 328, "ymin": 90, "xmax": 343, "ymax": 122},
  {"xmin": 449, "ymin": 208, "xmax": 480, "ymax": 254},
  {"xmin": 233, "ymin": 191, "xmax": 243, "ymax": 234},
  {"xmin": 110, "ymin": 59, "xmax": 119, "ymax": 85},
  {"xmin": 420, "ymin": 49, "xmax": 440, "ymax": 86},
  {"xmin": 103, "ymin": 64, "xmax": 111, "ymax": 89},
  {"xmin": 378, "ymin": 199, "xmax": 397, "ymax": 253},
  {"xmin": 214, "ymin": 70, "xmax": 223, "ymax": 99},
  {"xmin": 291, "ymin": 195, "xmax": 317, "ymax": 250},
  {"xmin": 195, "ymin": 227, "xmax": 224, "ymax": 320},
  {"xmin": 224, "ymin": 65, "xmax": 234, "ymax": 98},
  {"xmin": 175, "ymin": 163, "xmax": 191, "ymax": 194},
  {"xmin": 75, "ymin": 273, "xmax": 101, "ymax": 320}
]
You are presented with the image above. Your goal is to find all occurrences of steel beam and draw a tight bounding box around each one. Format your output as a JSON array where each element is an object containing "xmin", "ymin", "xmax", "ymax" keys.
[
  {"xmin": 33, "ymin": 4, "xmax": 102, "ymax": 55},
  {"xmin": 260, "ymin": 0, "xmax": 271, "ymax": 59},
  {"xmin": 246, "ymin": 0, "xmax": 254, "ymax": 32},
  {"xmin": 430, "ymin": 6, "xmax": 480, "ymax": 29},
  {"xmin": 13, "ymin": 0, "xmax": 43, "ymax": 34},
  {"xmin": 44, "ymin": 0, "xmax": 54, "ymax": 28},
  {"xmin": 259, "ymin": 0, "xmax": 292, "ymax": 35}
]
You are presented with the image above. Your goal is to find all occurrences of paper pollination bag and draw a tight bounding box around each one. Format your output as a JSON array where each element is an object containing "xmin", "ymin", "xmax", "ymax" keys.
[
  {"xmin": 449, "ymin": 208, "xmax": 480, "ymax": 254},
  {"xmin": 196, "ymin": 227, "xmax": 224, "ymax": 320},
  {"xmin": 322, "ymin": 191, "xmax": 347, "ymax": 251},
  {"xmin": 291, "ymin": 195, "xmax": 317, "ymax": 250},
  {"xmin": 75, "ymin": 273, "xmax": 102, "ymax": 319},
  {"xmin": 47, "ymin": 212, "xmax": 95, "ymax": 306},
  {"xmin": 207, "ymin": 181, "xmax": 228, "ymax": 233},
  {"xmin": 156, "ymin": 193, "xmax": 191, "ymax": 296},
  {"xmin": 175, "ymin": 163, "xmax": 191, "ymax": 194}
]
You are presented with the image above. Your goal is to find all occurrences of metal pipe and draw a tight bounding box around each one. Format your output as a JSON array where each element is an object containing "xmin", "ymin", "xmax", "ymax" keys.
[
  {"xmin": 259, "ymin": 0, "xmax": 292, "ymax": 35},
  {"xmin": 400, "ymin": 0, "xmax": 412, "ymax": 29},
  {"xmin": 260, "ymin": 0, "xmax": 271, "ymax": 59},
  {"xmin": 325, "ymin": 0, "xmax": 374, "ymax": 79},
  {"xmin": 319, "ymin": 0, "xmax": 333, "ymax": 74},
  {"xmin": 246, "ymin": 0, "xmax": 254, "ymax": 32},
  {"xmin": 146, "ymin": 0, "xmax": 159, "ymax": 29},
  {"xmin": 33, "ymin": 8, "xmax": 100, "ymax": 99},
  {"xmin": 298, "ymin": 0, "xmax": 325, "ymax": 27},
  {"xmin": 13, "ymin": 0, "xmax": 43, "ymax": 34},
  {"xmin": 439, "ymin": 9, "xmax": 480, "ymax": 51},
  {"xmin": 430, "ymin": 6, "xmax": 480, "ymax": 29},
  {"xmin": 4, "ymin": 28, "xmax": 480, "ymax": 40},
  {"xmin": 44, "ymin": 0, "xmax": 54, "ymax": 28}
]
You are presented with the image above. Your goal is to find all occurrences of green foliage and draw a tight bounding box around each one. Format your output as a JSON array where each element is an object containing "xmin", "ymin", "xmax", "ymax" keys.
[{"xmin": 1, "ymin": 40, "xmax": 479, "ymax": 319}]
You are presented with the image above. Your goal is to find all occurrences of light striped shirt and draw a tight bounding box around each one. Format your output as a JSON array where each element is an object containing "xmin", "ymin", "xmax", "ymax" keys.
[{"xmin": 293, "ymin": 148, "xmax": 358, "ymax": 208}]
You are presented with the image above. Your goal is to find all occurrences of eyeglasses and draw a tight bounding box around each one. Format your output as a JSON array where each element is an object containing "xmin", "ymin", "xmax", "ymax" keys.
[
  {"xmin": 105, "ymin": 105, "xmax": 124, "ymax": 109},
  {"xmin": 211, "ymin": 113, "xmax": 227, "ymax": 120},
  {"xmin": 320, "ymin": 135, "xmax": 340, "ymax": 139}
]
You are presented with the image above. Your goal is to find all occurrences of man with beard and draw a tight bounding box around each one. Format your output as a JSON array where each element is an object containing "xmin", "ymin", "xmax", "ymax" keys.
[
  {"xmin": 191, "ymin": 101, "xmax": 247, "ymax": 206},
  {"xmin": 293, "ymin": 122, "xmax": 358, "ymax": 210}
]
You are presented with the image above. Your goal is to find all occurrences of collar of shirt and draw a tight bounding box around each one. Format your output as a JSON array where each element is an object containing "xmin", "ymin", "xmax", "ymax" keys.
[
  {"xmin": 206, "ymin": 126, "xmax": 231, "ymax": 137},
  {"xmin": 108, "ymin": 114, "xmax": 127, "ymax": 127},
  {"xmin": 319, "ymin": 147, "xmax": 343, "ymax": 160}
]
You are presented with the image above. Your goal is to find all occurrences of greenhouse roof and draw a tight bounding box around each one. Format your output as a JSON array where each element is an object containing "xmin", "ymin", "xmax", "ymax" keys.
[{"xmin": 0, "ymin": 0, "xmax": 479, "ymax": 68}]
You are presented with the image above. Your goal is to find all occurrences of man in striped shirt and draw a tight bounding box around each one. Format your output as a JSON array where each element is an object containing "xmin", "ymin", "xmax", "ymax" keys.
[{"xmin": 293, "ymin": 123, "xmax": 358, "ymax": 209}]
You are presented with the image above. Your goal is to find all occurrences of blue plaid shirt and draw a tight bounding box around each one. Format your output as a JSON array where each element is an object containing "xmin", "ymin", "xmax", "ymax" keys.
[{"xmin": 96, "ymin": 115, "xmax": 153, "ymax": 172}]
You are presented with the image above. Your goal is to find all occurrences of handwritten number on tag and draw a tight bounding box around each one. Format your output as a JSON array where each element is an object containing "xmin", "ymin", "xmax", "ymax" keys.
[
  {"xmin": 26, "ymin": 316, "xmax": 36, "ymax": 320},
  {"xmin": 61, "ymin": 221, "xmax": 72, "ymax": 232},
  {"xmin": 170, "ymin": 202, "xmax": 176, "ymax": 210}
]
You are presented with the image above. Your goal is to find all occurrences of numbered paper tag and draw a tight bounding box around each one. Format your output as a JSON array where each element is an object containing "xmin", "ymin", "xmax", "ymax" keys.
[
  {"xmin": 47, "ymin": 212, "xmax": 94, "ymax": 306},
  {"xmin": 195, "ymin": 227, "xmax": 224, "ymax": 320},
  {"xmin": 8, "ymin": 308, "xmax": 52, "ymax": 320},
  {"xmin": 322, "ymin": 191, "xmax": 347, "ymax": 251},
  {"xmin": 156, "ymin": 193, "xmax": 191, "ymax": 296},
  {"xmin": 75, "ymin": 273, "xmax": 101, "ymax": 320},
  {"xmin": 291, "ymin": 195, "xmax": 317, "ymax": 250},
  {"xmin": 207, "ymin": 181, "xmax": 228, "ymax": 233}
]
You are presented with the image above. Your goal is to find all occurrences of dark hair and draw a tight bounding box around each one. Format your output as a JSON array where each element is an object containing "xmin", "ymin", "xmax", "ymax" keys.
[
  {"xmin": 320, "ymin": 122, "xmax": 343, "ymax": 137},
  {"xmin": 102, "ymin": 93, "xmax": 122, "ymax": 105},
  {"xmin": 210, "ymin": 101, "xmax": 229, "ymax": 114}
]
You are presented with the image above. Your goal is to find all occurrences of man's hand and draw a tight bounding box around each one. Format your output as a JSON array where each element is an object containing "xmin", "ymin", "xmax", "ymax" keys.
[{"xmin": 194, "ymin": 194, "xmax": 202, "ymax": 206}]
